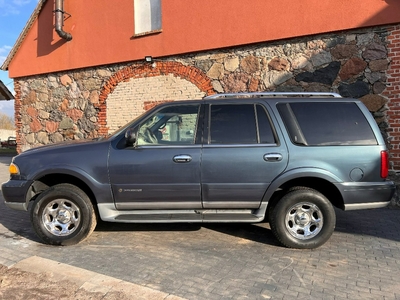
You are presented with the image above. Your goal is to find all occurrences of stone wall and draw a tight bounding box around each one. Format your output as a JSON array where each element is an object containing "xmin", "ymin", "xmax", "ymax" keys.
[
  {"xmin": 14, "ymin": 25, "xmax": 398, "ymax": 168},
  {"xmin": 178, "ymin": 28, "xmax": 390, "ymax": 144}
]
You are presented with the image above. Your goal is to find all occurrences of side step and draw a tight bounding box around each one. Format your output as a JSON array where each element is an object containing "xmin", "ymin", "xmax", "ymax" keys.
[{"xmin": 98, "ymin": 204, "xmax": 267, "ymax": 223}]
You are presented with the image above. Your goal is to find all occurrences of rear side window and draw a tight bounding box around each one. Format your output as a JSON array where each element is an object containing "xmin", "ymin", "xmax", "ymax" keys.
[
  {"xmin": 209, "ymin": 104, "xmax": 276, "ymax": 144},
  {"xmin": 277, "ymin": 102, "xmax": 377, "ymax": 146}
]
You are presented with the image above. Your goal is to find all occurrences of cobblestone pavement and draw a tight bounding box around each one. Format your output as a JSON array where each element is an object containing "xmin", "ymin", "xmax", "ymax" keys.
[{"xmin": 1, "ymin": 156, "xmax": 400, "ymax": 299}]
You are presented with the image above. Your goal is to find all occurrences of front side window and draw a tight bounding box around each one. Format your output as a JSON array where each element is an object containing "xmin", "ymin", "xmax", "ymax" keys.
[
  {"xmin": 209, "ymin": 104, "xmax": 276, "ymax": 144},
  {"xmin": 134, "ymin": 0, "xmax": 162, "ymax": 36},
  {"xmin": 137, "ymin": 104, "xmax": 200, "ymax": 146}
]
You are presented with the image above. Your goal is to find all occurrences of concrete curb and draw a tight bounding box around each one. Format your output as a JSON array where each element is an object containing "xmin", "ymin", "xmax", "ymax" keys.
[{"xmin": 13, "ymin": 256, "xmax": 185, "ymax": 300}]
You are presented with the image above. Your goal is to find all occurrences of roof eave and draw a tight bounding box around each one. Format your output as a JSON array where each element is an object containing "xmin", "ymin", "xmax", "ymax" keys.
[{"xmin": 0, "ymin": 80, "xmax": 14, "ymax": 100}]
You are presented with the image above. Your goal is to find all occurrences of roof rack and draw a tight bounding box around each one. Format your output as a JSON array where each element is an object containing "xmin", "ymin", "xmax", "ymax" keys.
[{"xmin": 204, "ymin": 92, "xmax": 342, "ymax": 99}]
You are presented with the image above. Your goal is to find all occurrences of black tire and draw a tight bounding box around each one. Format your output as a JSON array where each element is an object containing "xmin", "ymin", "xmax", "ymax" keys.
[
  {"xmin": 269, "ymin": 188, "xmax": 335, "ymax": 249},
  {"xmin": 30, "ymin": 183, "xmax": 97, "ymax": 246}
]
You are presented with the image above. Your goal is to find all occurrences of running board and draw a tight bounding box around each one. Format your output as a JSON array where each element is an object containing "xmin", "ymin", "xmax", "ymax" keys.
[{"xmin": 97, "ymin": 204, "xmax": 267, "ymax": 223}]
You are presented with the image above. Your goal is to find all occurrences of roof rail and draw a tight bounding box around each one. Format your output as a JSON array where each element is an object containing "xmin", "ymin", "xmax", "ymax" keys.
[{"xmin": 204, "ymin": 92, "xmax": 342, "ymax": 99}]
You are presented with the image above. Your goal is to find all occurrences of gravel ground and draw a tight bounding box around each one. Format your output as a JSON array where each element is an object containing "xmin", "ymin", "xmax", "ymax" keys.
[{"xmin": 0, "ymin": 265, "xmax": 133, "ymax": 300}]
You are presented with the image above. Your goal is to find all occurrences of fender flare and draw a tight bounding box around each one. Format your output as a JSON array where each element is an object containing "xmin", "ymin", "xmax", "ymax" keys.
[
  {"xmin": 262, "ymin": 167, "xmax": 342, "ymax": 205},
  {"xmin": 27, "ymin": 164, "xmax": 112, "ymax": 205}
]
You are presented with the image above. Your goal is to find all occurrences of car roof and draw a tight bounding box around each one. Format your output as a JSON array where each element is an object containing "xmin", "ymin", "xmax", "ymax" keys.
[{"xmin": 155, "ymin": 92, "xmax": 358, "ymax": 108}]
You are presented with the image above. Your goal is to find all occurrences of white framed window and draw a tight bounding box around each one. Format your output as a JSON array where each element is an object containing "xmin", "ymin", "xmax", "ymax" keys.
[{"xmin": 134, "ymin": 0, "xmax": 162, "ymax": 36}]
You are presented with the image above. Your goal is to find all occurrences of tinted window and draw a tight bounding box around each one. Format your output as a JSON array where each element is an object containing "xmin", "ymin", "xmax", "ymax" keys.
[
  {"xmin": 278, "ymin": 102, "xmax": 377, "ymax": 146},
  {"xmin": 256, "ymin": 105, "xmax": 276, "ymax": 144},
  {"xmin": 210, "ymin": 104, "xmax": 257, "ymax": 144},
  {"xmin": 137, "ymin": 105, "xmax": 200, "ymax": 145}
]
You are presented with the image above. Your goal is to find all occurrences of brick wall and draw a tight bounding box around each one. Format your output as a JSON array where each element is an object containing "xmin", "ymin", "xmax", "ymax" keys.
[
  {"xmin": 106, "ymin": 73, "xmax": 205, "ymax": 132},
  {"xmin": 385, "ymin": 25, "xmax": 400, "ymax": 169},
  {"xmin": 98, "ymin": 62, "xmax": 214, "ymax": 136}
]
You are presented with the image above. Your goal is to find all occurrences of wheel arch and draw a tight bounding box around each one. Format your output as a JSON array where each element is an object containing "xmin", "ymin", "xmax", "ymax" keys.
[
  {"xmin": 264, "ymin": 169, "xmax": 345, "ymax": 219},
  {"xmin": 31, "ymin": 173, "xmax": 95, "ymax": 200},
  {"xmin": 26, "ymin": 170, "xmax": 109, "ymax": 215}
]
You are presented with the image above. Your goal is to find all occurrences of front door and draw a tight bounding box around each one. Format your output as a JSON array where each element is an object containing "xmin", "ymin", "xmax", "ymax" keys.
[{"xmin": 108, "ymin": 103, "xmax": 202, "ymax": 210}]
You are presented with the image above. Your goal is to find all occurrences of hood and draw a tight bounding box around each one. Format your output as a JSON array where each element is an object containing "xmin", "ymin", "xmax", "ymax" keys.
[{"xmin": 17, "ymin": 138, "xmax": 105, "ymax": 157}]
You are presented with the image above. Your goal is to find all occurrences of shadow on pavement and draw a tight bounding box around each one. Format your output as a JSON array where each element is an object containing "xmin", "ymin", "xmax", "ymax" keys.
[
  {"xmin": 204, "ymin": 223, "xmax": 280, "ymax": 246},
  {"xmin": 95, "ymin": 220, "xmax": 202, "ymax": 232},
  {"xmin": 334, "ymin": 207, "xmax": 400, "ymax": 242},
  {"xmin": 95, "ymin": 220, "xmax": 280, "ymax": 246},
  {"xmin": 0, "ymin": 201, "xmax": 40, "ymax": 243}
]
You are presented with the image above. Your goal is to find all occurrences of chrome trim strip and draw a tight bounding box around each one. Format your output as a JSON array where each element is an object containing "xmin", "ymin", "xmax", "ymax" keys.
[
  {"xmin": 204, "ymin": 92, "xmax": 342, "ymax": 99},
  {"xmin": 341, "ymin": 181, "xmax": 395, "ymax": 188},
  {"xmin": 137, "ymin": 144, "xmax": 202, "ymax": 149},
  {"xmin": 201, "ymin": 209, "xmax": 253, "ymax": 214},
  {"xmin": 4, "ymin": 202, "xmax": 28, "ymax": 211},
  {"xmin": 344, "ymin": 201, "xmax": 390, "ymax": 211},
  {"xmin": 115, "ymin": 202, "xmax": 202, "ymax": 210},
  {"xmin": 98, "ymin": 203, "xmax": 200, "ymax": 222},
  {"xmin": 201, "ymin": 201, "xmax": 260, "ymax": 209},
  {"xmin": 202, "ymin": 143, "xmax": 277, "ymax": 148}
]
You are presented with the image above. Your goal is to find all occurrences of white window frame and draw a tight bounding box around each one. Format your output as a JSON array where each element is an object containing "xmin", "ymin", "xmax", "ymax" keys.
[{"xmin": 134, "ymin": 0, "xmax": 162, "ymax": 36}]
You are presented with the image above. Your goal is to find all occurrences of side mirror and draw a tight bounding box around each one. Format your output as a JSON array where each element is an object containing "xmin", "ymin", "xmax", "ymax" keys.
[{"xmin": 125, "ymin": 127, "xmax": 137, "ymax": 146}]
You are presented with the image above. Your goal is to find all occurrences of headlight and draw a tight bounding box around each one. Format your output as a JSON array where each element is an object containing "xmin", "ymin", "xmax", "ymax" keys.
[{"xmin": 9, "ymin": 163, "xmax": 20, "ymax": 175}]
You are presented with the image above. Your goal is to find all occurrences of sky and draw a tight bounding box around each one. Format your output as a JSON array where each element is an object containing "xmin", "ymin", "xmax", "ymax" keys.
[{"xmin": 0, "ymin": 0, "xmax": 39, "ymax": 117}]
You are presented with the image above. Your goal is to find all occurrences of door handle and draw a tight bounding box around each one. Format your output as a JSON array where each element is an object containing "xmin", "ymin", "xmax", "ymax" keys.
[
  {"xmin": 264, "ymin": 153, "xmax": 283, "ymax": 162},
  {"xmin": 173, "ymin": 155, "xmax": 192, "ymax": 163}
]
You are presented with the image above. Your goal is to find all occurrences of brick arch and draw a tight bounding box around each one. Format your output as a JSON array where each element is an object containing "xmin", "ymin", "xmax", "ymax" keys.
[{"xmin": 98, "ymin": 61, "xmax": 215, "ymax": 135}]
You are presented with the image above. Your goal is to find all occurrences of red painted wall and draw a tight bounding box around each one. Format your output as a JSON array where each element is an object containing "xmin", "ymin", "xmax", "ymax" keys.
[{"xmin": 8, "ymin": 0, "xmax": 400, "ymax": 78}]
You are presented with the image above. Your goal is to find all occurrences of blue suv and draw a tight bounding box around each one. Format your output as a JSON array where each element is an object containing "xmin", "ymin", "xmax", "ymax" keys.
[{"xmin": 1, "ymin": 92, "xmax": 395, "ymax": 248}]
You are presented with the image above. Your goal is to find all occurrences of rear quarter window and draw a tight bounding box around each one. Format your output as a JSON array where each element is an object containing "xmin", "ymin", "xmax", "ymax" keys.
[{"xmin": 277, "ymin": 102, "xmax": 377, "ymax": 146}]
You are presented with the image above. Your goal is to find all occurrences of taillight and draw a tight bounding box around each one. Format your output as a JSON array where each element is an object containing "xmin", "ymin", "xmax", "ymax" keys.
[{"xmin": 381, "ymin": 150, "xmax": 389, "ymax": 178}]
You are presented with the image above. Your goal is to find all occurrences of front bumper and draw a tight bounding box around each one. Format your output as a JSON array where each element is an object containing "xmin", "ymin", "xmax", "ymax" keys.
[
  {"xmin": 1, "ymin": 179, "xmax": 33, "ymax": 211},
  {"xmin": 335, "ymin": 181, "xmax": 395, "ymax": 211}
]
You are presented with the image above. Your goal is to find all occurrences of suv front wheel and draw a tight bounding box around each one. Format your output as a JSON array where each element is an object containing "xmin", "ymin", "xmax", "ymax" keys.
[
  {"xmin": 269, "ymin": 188, "xmax": 336, "ymax": 249},
  {"xmin": 30, "ymin": 183, "xmax": 97, "ymax": 246}
]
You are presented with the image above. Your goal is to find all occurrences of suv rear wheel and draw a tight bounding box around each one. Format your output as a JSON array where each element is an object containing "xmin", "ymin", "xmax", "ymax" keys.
[
  {"xmin": 269, "ymin": 188, "xmax": 335, "ymax": 249},
  {"xmin": 30, "ymin": 183, "xmax": 97, "ymax": 246}
]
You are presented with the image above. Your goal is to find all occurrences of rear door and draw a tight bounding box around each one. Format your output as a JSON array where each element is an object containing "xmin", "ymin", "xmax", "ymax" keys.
[{"xmin": 201, "ymin": 102, "xmax": 288, "ymax": 209}]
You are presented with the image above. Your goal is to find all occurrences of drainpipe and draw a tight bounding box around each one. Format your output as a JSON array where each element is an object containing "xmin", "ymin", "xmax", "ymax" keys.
[{"xmin": 54, "ymin": 0, "xmax": 72, "ymax": 41}]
